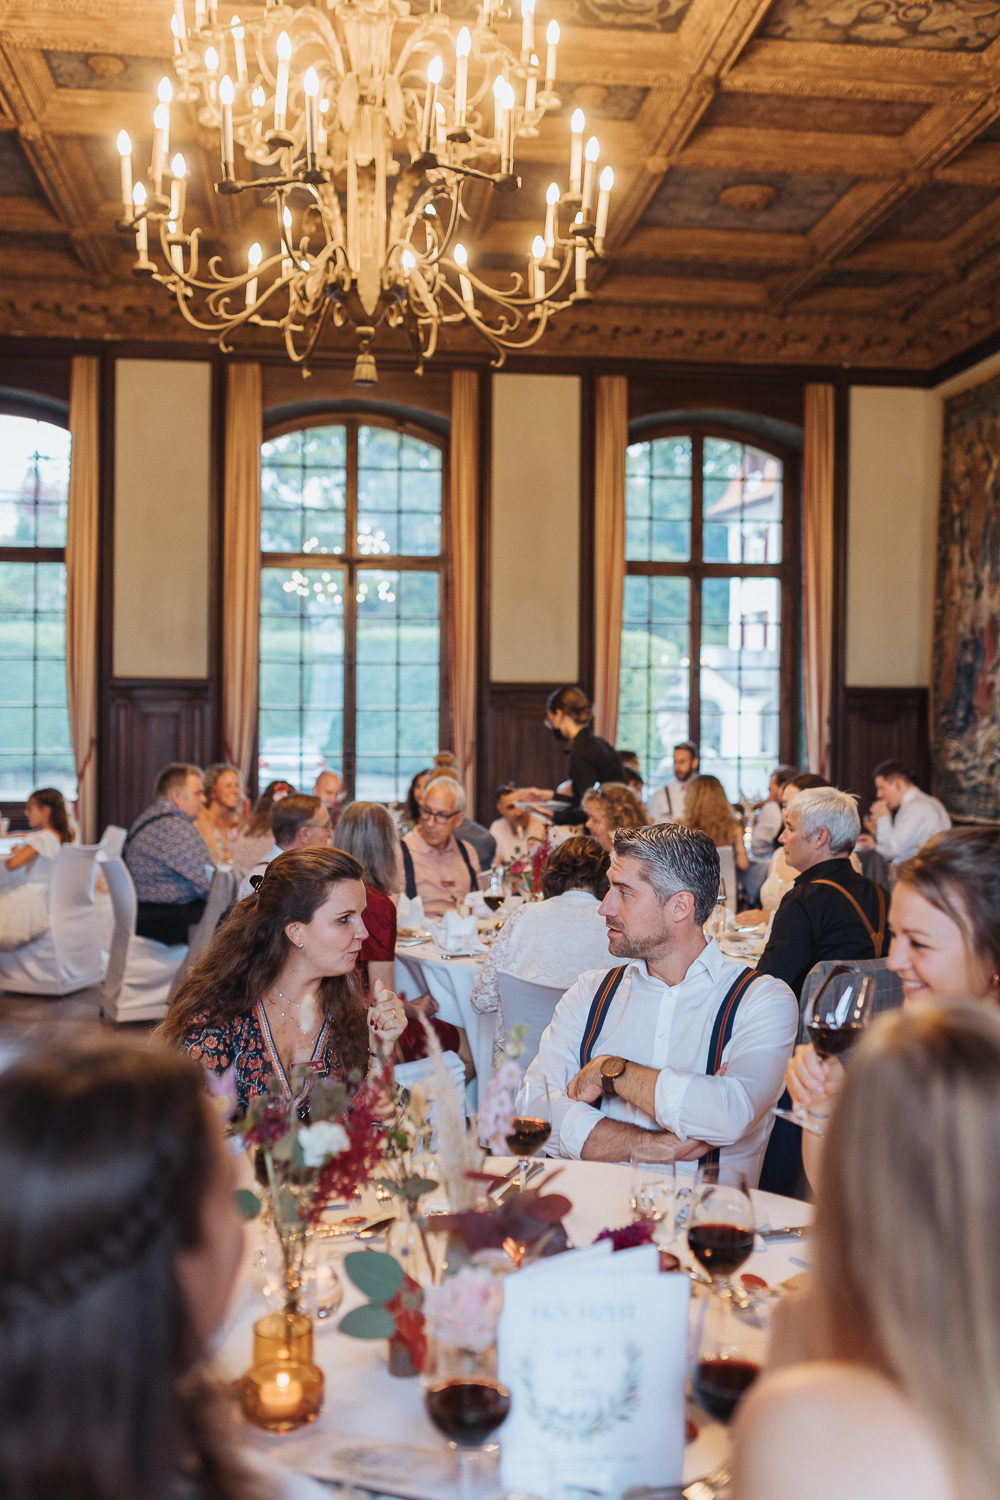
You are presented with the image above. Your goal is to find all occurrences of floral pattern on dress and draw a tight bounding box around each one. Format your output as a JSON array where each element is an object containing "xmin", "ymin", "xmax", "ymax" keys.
[{"xmin": 180, "ymin": 1007, "xmax": 347, "ymax": 1114}]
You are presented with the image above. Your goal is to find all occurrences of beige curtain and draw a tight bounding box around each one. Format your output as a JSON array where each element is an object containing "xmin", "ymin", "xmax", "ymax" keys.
[
  {"xmin": 803, "ymin": 383, "xmax": 836, "ymax": 779},
  {"xmin": 449, "ymin": 369, "xmax": 479, "ymax": 809},
  {"xmin": 222, "ymin": 362, "xmax": 262, "ymax": 789},
  {"xmin": 592, "ymin": 374, "xmax": 628, "ymax": 744},
  {"xmin": 65, "ymin": 356, "xmax": 100, "ymax": 843}
]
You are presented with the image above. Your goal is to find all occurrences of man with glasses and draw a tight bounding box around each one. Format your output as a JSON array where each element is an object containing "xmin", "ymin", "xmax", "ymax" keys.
[
  {"xmin": 402, "ymin": 777, "xmax": 481, "ymax": 919},
  {"xmin": 236, "ymin": 794, "xmax": 332, "ymax": 899}
]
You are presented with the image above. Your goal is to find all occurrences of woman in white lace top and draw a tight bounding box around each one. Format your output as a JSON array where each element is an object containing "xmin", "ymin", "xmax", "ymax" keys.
[{"xmin": 471, "ymin": 836, "xmax": 614, "ymax": 1066}]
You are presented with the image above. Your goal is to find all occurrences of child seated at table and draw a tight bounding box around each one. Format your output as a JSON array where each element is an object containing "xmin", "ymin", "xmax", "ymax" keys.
[{"xmin": 0, "ymin": 787, "xmax": 73, "ymax": 950}]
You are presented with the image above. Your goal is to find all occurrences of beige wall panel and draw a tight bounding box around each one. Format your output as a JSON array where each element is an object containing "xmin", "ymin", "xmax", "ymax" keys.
[
  {"xmin": 113, "ymin": 359, "xmax": 212, "ymax": 679},
  {"xmin": 846, "ymin": 386, "xmax": 939, "ymax": 689},
  {"xmin": 490, "ymin": 373, "xmax": 580, "ymax": 682}
]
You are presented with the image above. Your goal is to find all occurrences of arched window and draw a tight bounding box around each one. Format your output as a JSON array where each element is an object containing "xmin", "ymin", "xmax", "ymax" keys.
[
  {"xmin": 0, "ymin": 411, "xmax": 75, "ymax": 801},
  {"xmin": 258, "ymin": 416, "xmax": 446, "ymax": 800},
  {"xmin": 618, "ymin": 426, "xmax": 797, "ymax": 802}
]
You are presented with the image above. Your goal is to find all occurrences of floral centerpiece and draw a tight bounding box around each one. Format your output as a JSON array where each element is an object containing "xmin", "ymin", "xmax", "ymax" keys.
[{"xmin": 508, "ymin": 829, "xmax": 552, "ymax": 899}]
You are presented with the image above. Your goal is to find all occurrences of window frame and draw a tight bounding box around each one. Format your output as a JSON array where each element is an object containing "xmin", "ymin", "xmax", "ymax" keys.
[
  {"xmin": 0, "ymin": 398, "xmax": 72, "ymax": 819},
  {"xmin": 622, "ymin": 420, "xmax": 801, "ymax": 775},
  {"xmin": 258, "ymin": 410, "xmax": 450, "ymax": 801}
]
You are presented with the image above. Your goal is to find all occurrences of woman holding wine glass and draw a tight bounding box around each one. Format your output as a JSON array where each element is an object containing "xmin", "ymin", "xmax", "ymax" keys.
[
  {"xmin": 785, "ymin": 827, "xmax": 1000, "ymax": 1186},
  {"xmin": 733, "ymin": 1003, "xmax": 1000, "ymax": 1500}
]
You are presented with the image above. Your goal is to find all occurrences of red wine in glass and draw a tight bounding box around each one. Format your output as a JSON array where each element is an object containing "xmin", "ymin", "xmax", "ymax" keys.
[
  {"xmin": 483, "ymin": 894, "xmax": 504, "ymax": 912},
  {"xmin": 807, "ymin": 1020, "xmax": 865, "ymax": 1059},
  {"xmin": 505, "ymin": 1116, "xmax": 552, "ymax": 1156},
  {"xmin": 687, "ymin": 1222, "xmax": 755, "ymax": 1279},
  {"xmin": 692, "ymin": 1357, "xmax": 760, "ymax": 1422},
  {"xmin": 425, "ymin": 1378, "xmax": 511, "ymax": 1448}
]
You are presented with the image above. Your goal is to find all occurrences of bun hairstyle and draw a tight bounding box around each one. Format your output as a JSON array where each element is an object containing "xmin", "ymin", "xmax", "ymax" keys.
[
  {"xmin": 158, "ymin": 847, "xmax": 370, "ymax": 1076},
  {"xmin": 546, "ymin": 685, "xmax": 593, "ymax": 726}
]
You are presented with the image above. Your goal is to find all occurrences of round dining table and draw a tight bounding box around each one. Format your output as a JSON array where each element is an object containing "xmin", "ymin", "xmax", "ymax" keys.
[
  {"xmin": 218, "ymin": 1157, "xmax": 813, "ymax": 1498},
  {"xmin": 394, "ymin": 940, "xmax": 495, "ymax": 1104}
]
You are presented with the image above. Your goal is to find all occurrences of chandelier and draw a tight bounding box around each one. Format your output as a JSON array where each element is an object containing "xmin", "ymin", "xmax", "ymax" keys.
[{"xmin": 114, "ymin": 0, "xmax": 614, "ymax": 383}]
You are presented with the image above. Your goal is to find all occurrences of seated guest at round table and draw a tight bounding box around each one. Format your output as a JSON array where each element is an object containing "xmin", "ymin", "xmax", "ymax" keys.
[
  {"xmin": 0, "ymin": 787, "xmax": 74, "ymax": 950},
  {"xmin": 159, "ymin": 847, "xmax": 407, "ymax": 1114},
  {"xmin": 733, "ymin": 1004, "xmax": 1000, "ymax": 1500},
  {"xmin": 195, "ymin": 762, "xmax": 243, "ymax": 865},
  {"xmin": 490, "ymin": 784, "xmax": 548, "ymax": 866},
  {"xmin": 402, "ymin": 768, "xmax": 430, "ymax": 833},
  {"xmin": 861, "ymin": 758, "xmax": 951, "ymax": 866},
  {"xmin": 683, "ymin": 773, "xmax": 750, "ymax": 875},
  {"xmin": 785, "ymin": 825, "xmax": 1000, "ymax": 1190},
  {"xmin": 738, "ymin": 771, "xmax": 829, "ymax": 925},
  {"xmin": 516, "ymin": 685, "xmax": 626, "ymax": 827},
  {"xmin": 236, "ymin": 793, "xmax": 331, "ymax": 899},
  {"xmin": 0, "ymin": 1034, "xmax": 329, "ymax": 1500},
  {"xmin": 401, "ymin": 776, "xmax": 481, "ymax": 920},
  {"xmin": 582, "ymin": 781, "xmax": 649, "ymax": 853},
  {"xmin": 749, "ymin": 764, "xmax": 798, "ymax": 860},
  {"xmin": 231, "ymin": 779, "xmax": 295, "ymax": 874},
  {"xmin": 312, "ymin": 769, "xmax": 345, "ymax": 827},
  {"xmin": 423, "ymin": 767, "xmax": 496, "ymax": 869},
  {"xmin": 124, "ymin": 762, "xmax": 212, "ymax": 946},
  {"xmin": 471, "ymin": 835, "xmax": 614, "ymax": 1067},
  {"xmin": 521, "ymin": 824, "xmax": 797, "ymax": 1181}
]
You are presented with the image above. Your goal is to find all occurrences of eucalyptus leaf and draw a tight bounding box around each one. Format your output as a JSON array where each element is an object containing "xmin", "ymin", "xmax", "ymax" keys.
[
  {"xmin": 270, "ymin": 1132, "xmax": 294, "ymax": 1162},
  {"xmin": 276, "ymin": 1186, "xmax": 298, "ymax": 1224},
  {"xmin": 338, "ymin": 1304, "xmax": 398, "ymax": 1340},
  {"xmin": 233, "ymin": 1188, "xmax": 261, "ymax": 1222},
  {"xmin": 343, "ymin": 1249, "xmax": 404, "ymax": 1303},
  {"xmin": 292, "ymin": 1137, "xmax": 306, "ymax": 1171}
]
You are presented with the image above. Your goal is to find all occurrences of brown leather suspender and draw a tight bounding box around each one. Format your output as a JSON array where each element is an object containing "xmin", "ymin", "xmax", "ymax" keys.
[{"xmin": 810, "ymin": 879, "xmax": 886, "ymax": 958}]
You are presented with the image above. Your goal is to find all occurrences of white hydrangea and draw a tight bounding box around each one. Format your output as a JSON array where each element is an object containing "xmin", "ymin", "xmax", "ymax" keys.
[{"xmin": 298, "ymin": 1120, "xmax": 350, "ymax": 1167}]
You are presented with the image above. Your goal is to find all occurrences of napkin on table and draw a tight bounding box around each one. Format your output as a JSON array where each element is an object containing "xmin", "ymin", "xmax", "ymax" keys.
[
  {"xmin": 396, "ymin": 893, "xmax": 426, "ymax": 928},
  {"xmin": 428, "ymin": 908, "xmax": 486, "ymax": 954}
]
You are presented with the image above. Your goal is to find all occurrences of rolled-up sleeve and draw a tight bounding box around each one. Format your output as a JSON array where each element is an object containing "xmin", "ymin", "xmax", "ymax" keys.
[
  {"xmin": 519, "ymin": 973, "xmax": 604, "ymax": 1160},
  {"xmin": 652, "ymin": 975, "xmax": 797, "ymax": 1146}
]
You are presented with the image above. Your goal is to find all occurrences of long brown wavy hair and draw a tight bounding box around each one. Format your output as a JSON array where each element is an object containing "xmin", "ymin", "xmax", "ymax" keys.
[
  {"xmin": 683, "ymin": 773, "xmax": 742, "ymax": 849},
  {"xmin": 157, "ymin": 847, "xmax": 370, "ymax": 1075}
]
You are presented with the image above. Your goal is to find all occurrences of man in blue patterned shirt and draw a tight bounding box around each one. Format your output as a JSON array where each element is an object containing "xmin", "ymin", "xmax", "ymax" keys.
[{"xmin": 125, "ymin": 763, "xmax": 213, "ymax": 945}]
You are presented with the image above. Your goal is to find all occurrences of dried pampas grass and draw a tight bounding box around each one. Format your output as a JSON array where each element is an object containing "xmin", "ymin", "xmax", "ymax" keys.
[{"xmin": 419, "ymin": 1015, "xmax": 481, "ymax": 1212}]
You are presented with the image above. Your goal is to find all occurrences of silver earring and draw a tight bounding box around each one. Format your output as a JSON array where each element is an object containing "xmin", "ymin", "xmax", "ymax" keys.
[{"xmin": 299, "ymin": 941, "xmax": 304, "ymax": 949}]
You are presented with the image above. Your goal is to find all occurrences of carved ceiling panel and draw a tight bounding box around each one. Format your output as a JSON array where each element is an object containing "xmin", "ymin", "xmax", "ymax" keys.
[
  {"xmin": 639, "ymin": 166, "xmax": 857, "ymax": 233},
  {"xmin": 758, "ymin": 0, "xmax": 1000, "ymax": 51}
]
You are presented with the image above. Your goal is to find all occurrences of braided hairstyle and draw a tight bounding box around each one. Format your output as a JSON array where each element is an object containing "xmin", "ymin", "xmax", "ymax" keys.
[
  {"xmin": 158, "ymin": 845, "xmax": 370, "ymax": 1077},
  {"xmin": 0, "ymin": 1036, "xmax": 257, "ymax": 1500}
]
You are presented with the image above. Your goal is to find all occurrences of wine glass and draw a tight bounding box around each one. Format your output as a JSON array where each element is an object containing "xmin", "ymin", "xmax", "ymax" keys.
[
  {"xmin": 506, "ymin": 1075, "xmax": 552, "ymax": 1191},
  {"xmin": 481, "ymin": 866, "xmax": 506, "ymax": 913},
  {"xmin": 686, "ymin": 1163, "xmax": 755, "ymax": 1302},
  {"xmin": 424, "ymin": 1342, "xmax": 511, "ymax": 1500},
  {"xmin": 774, "ymin": 964, "xmax": 877, "ymax": 1135},
  {"xmin": 690, "ymin": 1288, "xmax": 764, "ymax": 1424}
]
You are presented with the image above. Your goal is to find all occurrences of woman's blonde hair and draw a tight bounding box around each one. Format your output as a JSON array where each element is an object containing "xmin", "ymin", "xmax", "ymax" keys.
[
  {"xmin": 582, "ymin": 782, "xmax": 648, "ymax": 832},
  {"xmin": 814, "ymin": 1004, "xmax": 1000, "ymax": 1498},
  {"xmin": 683, "ymin": 774, "xmax": 741, "ymax": 849},
  {"xmin": 334, "ymin": 801, "xmax": 402, "ymax": 896}
]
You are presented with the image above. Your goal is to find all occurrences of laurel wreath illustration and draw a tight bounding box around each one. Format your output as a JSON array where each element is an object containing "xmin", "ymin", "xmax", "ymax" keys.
[{"xmin": 516, "ymin": 1343, "xmax": 642, "ymax": 1440}]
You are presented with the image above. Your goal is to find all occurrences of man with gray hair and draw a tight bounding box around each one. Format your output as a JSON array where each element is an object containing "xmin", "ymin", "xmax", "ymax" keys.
[
  {"xmin": 402, "ymin": 774, "xmax": 481, "ymax": 919},
  {"xmin": 755, "ymin": 785, "xmax": 889, "ymax": 1000},
  {"xmin": 520, "ymin": 823, "xmax": 797, "ymax": 1183}
]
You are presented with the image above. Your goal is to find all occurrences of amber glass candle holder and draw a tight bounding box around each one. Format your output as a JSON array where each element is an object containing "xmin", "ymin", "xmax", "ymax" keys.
[{"xmin": 241, "ymin": 1312, "xmax": 324, "ymax": 1433}]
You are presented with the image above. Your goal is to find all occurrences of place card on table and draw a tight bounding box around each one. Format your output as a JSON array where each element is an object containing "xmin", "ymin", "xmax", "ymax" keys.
[{"xmin": 497, "ymin": 1242, "xmax": 691, "ymax": 1496}]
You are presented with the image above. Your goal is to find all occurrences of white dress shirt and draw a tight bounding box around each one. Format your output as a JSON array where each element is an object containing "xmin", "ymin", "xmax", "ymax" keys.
[
  {"xmin": 237, "ymin": 841, "xmax": 282, "ymax": 900},
  {"xmin": 750, "ymin": 799, "xmax": 783, "ymax": 859},
  {"xmin": 489, "ymin": 814, "xmax": 549, "ymax": 865},
  {"xmin": 522, "ymin": 938, "xmax": 797, "ymax": 1185},
  {"xmin": 649, "ymin": 780, "xmax": 688, "ymax": 823},
  {"xmin": 874, "ymin": 785, "xmax": 951, "ymax": 863}
]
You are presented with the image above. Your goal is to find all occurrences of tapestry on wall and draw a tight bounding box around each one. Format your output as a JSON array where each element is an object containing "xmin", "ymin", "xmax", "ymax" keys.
[{"xmin": 933, "ymin": 370, "xmax": 1000, "ymax": 819}]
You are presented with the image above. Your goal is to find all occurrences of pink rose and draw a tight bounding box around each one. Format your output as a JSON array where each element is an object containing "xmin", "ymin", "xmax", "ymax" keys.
[{"xmin": 422, "ymin": 1266, "xmax": 503, "ymax": 1352}]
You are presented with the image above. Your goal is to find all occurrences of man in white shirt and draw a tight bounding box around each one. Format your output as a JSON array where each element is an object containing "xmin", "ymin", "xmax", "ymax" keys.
[
  {"xmin": 237, "ymin": 794, "xmax": 332, "ymax": 898},
  {"xmin": 648, "ymin": 741, "xmax": 699, "ymax": 823},
  {"xmin": 489, "ymin": 784, "xmax": 548, "ymax": 865},
  {"xmin": 521, "ymin": 822, "xmax": 797, "ymax": 1184},
  {"xmin": 862, "ymin": 760, "xmax": 951, "ymax": 865}
]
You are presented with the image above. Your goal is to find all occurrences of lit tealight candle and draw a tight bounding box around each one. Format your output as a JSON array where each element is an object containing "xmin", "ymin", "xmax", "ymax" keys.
[
  {"xmin": 543, "ymin": 180, "xmax": 559, "ymax": 253},
  {"xmin": 454, "ymin": 241, "xmax": 473, "ymax": 307},
  {"xmin": 257, "ymin": 1369, "xmax": 304, "ymax": 1419},
  {"xmin": 569, "ymin": 107, "xmax": 585, "ymax": 195},
  {"xmin": 421, "ymin": 55, "xmax": 442, "ymax": 152},
  {"xmin": 455, "ymin": 26, "xmax": 471, "ymax": 127},
  {"xmin": 246, "ymin": 240, "xmax": 262, "ymax": 305},
  {"xmin": 581, "ymin": 135, "xmax": 600, "ymax": 222},
  {"xmin": 274, "ymin": 31, "xmax": 292, "ymax": 132},
  {"xmin": 544, "ymin": 20, "xmax": 559, "ymax": 91},
  {"xmin": 116, "ymin": 130, "xmax": 133, "ymax": 218},
  {"xmin": 531, "ymin": 233, "xmax": 545, "ymax": 299},
  {"xmin": 231, "ymin": 16, "xmax": 248, "ymax": 83},
  {"xmin": 595, "ymin": 164, "xmax": 613, "ymax": 249},
  {"xmin": 219, "ymin": 75, "xmax": 235, "ymax": 177}
]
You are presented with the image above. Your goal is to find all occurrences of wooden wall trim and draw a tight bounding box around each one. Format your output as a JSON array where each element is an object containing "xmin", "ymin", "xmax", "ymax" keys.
[
  {"xmin": 842, "ymin": 686, "xmax": 930, "ymax": 804},
  {"xmin": 474, "ymin": 367, "xmax": 493, "ymax": 828},
  {"xmin": 578, "ymin": 371, "xmax": 596, "ymax": 701},
  {"xmin": 829, "ymin": 379, "xmax": 851, "ymax": 786}
]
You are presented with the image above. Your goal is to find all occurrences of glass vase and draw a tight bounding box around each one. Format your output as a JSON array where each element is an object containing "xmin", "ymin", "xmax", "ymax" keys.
[{"xmin": 240, "ymin": 1311, "xmax": 324, "ymax": 1433}]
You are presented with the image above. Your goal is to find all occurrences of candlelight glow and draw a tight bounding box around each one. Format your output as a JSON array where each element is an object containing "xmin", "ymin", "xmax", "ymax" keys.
[
  {"xmin": 585, "ymin": 136, "xmax": 600, "ymax": 161},
  {"xmin": 454, "ymin": 242, "xmax": 468, "ymax": 265},
  {"xmin": 427, "ymin": 55, "xmax": 443, "ymax": 84},
  {"xmin": 571, "ymin": 108, "xmax": 585, "ymax": 133},
  {"xmin": 153, "ymin": 103, "xmax": 169, "ymax": 130},
  {"xmin": 158, "ymin": 77, "xmax": 173, "ymax": 104},
  {"xmin": 456, "ymin": 26, "xmax": 471, "ymax": 56},
  {"xmin": 251, "ymin": 84, "xmax": 265, "ymax": 107},
  {"xmin": 547, "ymin": 19, "xmax": 560, "ymax": 43},
  {"xmin": 117, "ymin": 130, "xmax": 132, "ymax": 157},
  {"xmin": 600, "ymin": 166, "xmax": 614, "ymax": 190},
  {"xmin": 133, "ymin": 182, "xmax": 147, "ymax": 207},
  {"xmin": 219, "ymin": 74, "xmax": 235, "ymax": 105},
  {"xmin": 304, "ymin": 66, "xmax": 319, "ymax": 96},
  {"xmin": 276, "ymin": 31, "xmax": 292, "ymax": 60},
  {"xmin": 171, "ymin": 153, "xmax": 186, "ymax": 178},
  {"xmin": 532, "ymin": 235, "xmax": 545, "ymax": 259},
  {"xmin": 546, "ymin": 181, "xmax": 560, "ymax": 204},
  {"xmin": 248, "ymin": 242, "xmax": 263, "ymax": 267},
  {"xmin": 204, "ymin": 46, "xmax": 219, "ymax": 72}
]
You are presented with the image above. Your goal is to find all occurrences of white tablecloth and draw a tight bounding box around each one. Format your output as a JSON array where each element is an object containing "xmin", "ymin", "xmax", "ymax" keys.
[
  {"xmin": 394, "ymin": 942, "xmax": 495, "ymax": 1103},
  {"xmin": 217, "ymin": 1158, "xmax": 813, "ymax": 1496}
]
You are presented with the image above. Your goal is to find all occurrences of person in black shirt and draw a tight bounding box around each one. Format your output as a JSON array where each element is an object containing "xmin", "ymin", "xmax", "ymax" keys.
[
  {"xmin": 515, "ymin": 685, "xmax": 625, "ymax": 826},
  {"xmin": 755, "ymin": 785, "xmax": 888, "ymax": 998}
]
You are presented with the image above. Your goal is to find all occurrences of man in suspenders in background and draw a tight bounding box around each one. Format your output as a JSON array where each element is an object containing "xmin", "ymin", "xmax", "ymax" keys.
[
  {"xmin": 520, "ymin": 824, "xmax": 797, "ymax": 1186},
  {"xmin": 401, "ymin": 776, "xmax": 481, "ymax": 919}
]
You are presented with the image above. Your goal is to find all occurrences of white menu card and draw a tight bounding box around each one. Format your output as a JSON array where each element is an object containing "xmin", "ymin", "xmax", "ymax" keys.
[{"xmin": 497, "ymin": 1244, "xmax": 691, "ymax": 1497}]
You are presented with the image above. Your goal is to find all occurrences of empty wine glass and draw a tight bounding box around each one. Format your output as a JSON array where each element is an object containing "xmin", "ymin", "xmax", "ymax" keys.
[
  {"xmin": 687, "ymin": 1163, "xmax": 755, "ymax": 1302},
  {"xmin": 774, "ymin": 964, "xmax": 876, "ymax": 1135},
  {"xmin": 507, "ymin": 1075, "xmax": 552, "ymax": 1191},
  {"xmin": 629, "ymin": 1155, "xmax": 678, "ymax": 1235}
]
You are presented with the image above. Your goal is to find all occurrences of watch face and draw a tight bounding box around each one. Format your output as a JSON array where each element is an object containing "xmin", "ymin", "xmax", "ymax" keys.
[{"xmin": 602, "ymin": 1057, "xmax": 625, "ymax": 1079}]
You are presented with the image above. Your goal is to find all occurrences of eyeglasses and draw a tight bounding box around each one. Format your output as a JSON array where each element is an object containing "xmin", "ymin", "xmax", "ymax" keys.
[{"xmin": 418, "ymin": 804, "xmax": 459, "ymax": 824}]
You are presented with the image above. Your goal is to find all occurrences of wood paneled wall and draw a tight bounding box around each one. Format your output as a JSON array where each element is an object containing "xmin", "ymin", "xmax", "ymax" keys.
[
  {"xmin": 479, "ymin": 683, "xmax": 574, "ymax": 823},
  {"xmin": 842, "ymin": 687, "xmax": 930, "ymax": 803},
  {"xmin": 103, "ymin": 681, "xmax": 214, "ymax": 830}
]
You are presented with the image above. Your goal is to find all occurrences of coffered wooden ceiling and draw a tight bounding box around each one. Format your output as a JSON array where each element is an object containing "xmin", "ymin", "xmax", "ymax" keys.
[{"xmin": 4, "ymin": 0, "xmax": 1000, "ymax": 370}]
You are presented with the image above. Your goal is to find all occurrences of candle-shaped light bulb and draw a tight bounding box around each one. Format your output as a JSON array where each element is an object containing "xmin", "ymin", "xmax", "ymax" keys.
[
  {"xmin": 281, "ymin": 207, "xmax": 293, "ymax": 276},
  {"xmin": 251, "ymin": 83, "xmax": 265, "ymax": 108},
  {"xmin": 246, "ymin": 239, "xmax": 262, "ymax": 305},
  {"xmin": 401, "ymin": 248, "xmax": 416, "ymax": 277},
  {"xmin": 454, "ymin": 241, "xmax": 473, "ymax": 306},
  {"xmin": 582, "ymin": 134, "xmax": 600, "ymax": 220},
  {"xmin": 575, "ymin": 241, "xmax": 587, "ymax": 294},
  {"xmin": 219, "ymin": 74, "xmax": 235, "ymax": 175},
  {"xmin": 116, "ymin": 130, "xmax": 133, "ymax": 216},
  {"xmin": 169, "ymin": 152, "xmax": 186, "ymax": 222},
  {"xmin": 152, "ymin": 101, "xmax": 170, "ymax": 195},
  {"xmin": 303, "ymin": 66, "xmax": 319, "ymax": 162},
  {"xmin": 595, "ymin": 164, "xmax": 613, "ymax": 246},
  {"xmin": 532, "ymin": 234, "xmax": 545, "ymax": 258},
  {"xmin": 454, "ymin": 241, "xmax": 467, "ymax": 264},
  {"xmin": 455, "ymin": 26, "xmax": 471, "ymax": 125},
  {"xmin": 318, "ymin": 96, "xmax": 329, "ymax": 154},
  {"xmin": 434, "ymin": 99, "xmax": 447, "ymax": 148},
  {"xmin": 171, "ymin": 13, "xmax": 183, "ymax": 55},
  {"xmin": 569, "ymin": 108, "xmax": 585, "ymax": 194},
  {"xmin": 525, "ymin": 53, "xmax": 538, "ymax": 113},
  {"xmin": 231, "ymin": 17, "xmax": 248, "ymax": 82},
  {"xmin": 521, "ymin": 0, "xmax": 535, "ymax": 58},
  {"xmin": 493, "ymin": 73, "xmax": 506, "ymax": 139},
  {"xmin": 158, "ymin": 77, "xmax": 173, "ymax": 105},
  {"xmin": 204, "ymin": 45, "xmax": 218, "ymax": 71},
  {"xmin": 531, "ymin": 232, "xmax": 546, "ymax": 298},
  {"xmin": 500, "ymin": 78, "xmax": 515, "ymax": 166},
  {"xmin": 544, "ymin": 180, "xmax": 559, "ymax": 251},
  {"xmin": 132, "ymin": 180, "xmax": 149, "ymax": 259},
  {"xmin": 545, "ymin": 19, "xmax": 559, "ymax": 89},
  {"xmin": 173, "ymin": 0, "xmax": 188, "ymax": 49},
  {"xmin": 133, "ymin": 182, "xmax": 147, "ymax": 207},
  {"xmin": 274, "ymin": 31, "xmax": 291, "ymax": 131},
  {"xmin": 421, "ymin": 55, "xmax": 442, "ymax": 150}
]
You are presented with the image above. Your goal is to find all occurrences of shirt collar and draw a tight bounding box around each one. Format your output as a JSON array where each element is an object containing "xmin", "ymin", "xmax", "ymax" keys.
[
  {"xmin": 621, "ymin": 936, "xmax": 724, "ymax": 989},
  {"xmin": 795, "ymin": 855, "xmax": 854, "ymax": 884},
  {"xmin": 410, "ymin": 827, "xmax": 456, "ymax": 856},
  {"xmin": 901, "ymin": 785, "xmax": 918, "ymax": 807}
]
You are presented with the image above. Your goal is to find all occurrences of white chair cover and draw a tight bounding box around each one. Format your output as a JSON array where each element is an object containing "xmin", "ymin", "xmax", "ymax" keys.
[
  {"xmin": 99, "ymin": 857, "xmax": 186, "ymax": 1024},
  {"xmin": 0, "ymin": 842, "xmax": 106, "ymax": 997},
  {"xmin": 496, "ymin": 972, "xmax": 567, "ymax": 1072},
  {"xmin": 718, "ymin": 845, "xmax": 737, "ymax": 916}
]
